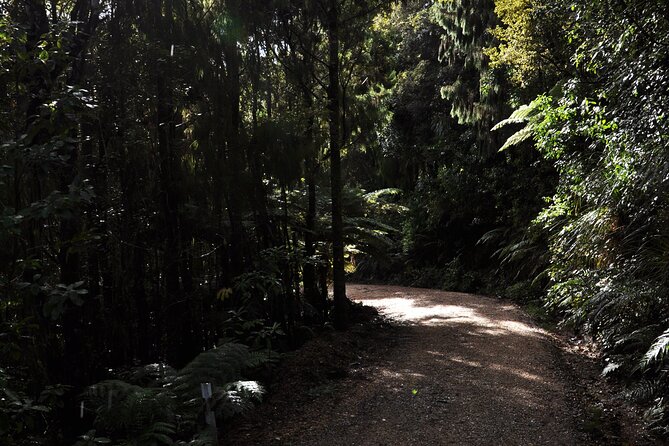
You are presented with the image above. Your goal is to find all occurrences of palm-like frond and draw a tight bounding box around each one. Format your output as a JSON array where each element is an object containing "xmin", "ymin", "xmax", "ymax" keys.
[
  {"xmin": 498, "ymin": 127, "xmax": 535, "ymax": 152},
  {"xmin": 492, "ymin": 98, "xmax": 545, "ymax": 151},
  {"xmin": 491, "ymin": 101, "xmax": 542, "ymax": 131},
  {"xmin": 641, "ymin": 328, "xmax": 669, "ymax": 370}
]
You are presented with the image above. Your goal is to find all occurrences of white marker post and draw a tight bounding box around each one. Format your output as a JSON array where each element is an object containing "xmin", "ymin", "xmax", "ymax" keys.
[{"xmin": 200, "ymin": 383, "xmax": 218, "ymax": 442}]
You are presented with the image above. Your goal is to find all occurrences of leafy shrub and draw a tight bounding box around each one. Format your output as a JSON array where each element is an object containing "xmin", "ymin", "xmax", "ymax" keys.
[{"xmin": 0, "ymin": 369, "xmax": 67, "ymax": 445}]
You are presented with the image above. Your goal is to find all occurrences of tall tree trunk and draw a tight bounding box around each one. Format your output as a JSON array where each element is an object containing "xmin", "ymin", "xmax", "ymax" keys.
[
  {"xmin": 152, "ymin": 0, "xmax": 194, "ymax": 366},
  {"xmin": 223, "ymin": 0, "xmax": 245, "ymax": 278},
  {"xmin": 303, "ymin": 110, "xmax": 323, "ymax": 318},
  {"xmin": 327, "ymin": 0, "xmax": 348, "ymax": 329},
  {"xmin": 58, "ymin": 0, "xmax": 100, "ymax": 387},
  {"xmin": 156, "ymin": 73, "xmax": 186, "ymax": 365},
  {"xmin": 249, "ymin": 33, "xmax": 273, "ymax": 249}
]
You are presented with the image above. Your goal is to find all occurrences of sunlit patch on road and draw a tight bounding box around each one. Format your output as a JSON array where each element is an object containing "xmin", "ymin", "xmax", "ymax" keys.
[{"xmin": 354, "ymin": 291, "xmax": 545, "ymax": 339}]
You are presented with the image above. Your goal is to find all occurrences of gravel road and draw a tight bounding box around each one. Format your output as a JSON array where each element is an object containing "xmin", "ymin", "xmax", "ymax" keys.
[{"xmin": 226, "ymin": 284, "xmax": 586, "ymax": 445}]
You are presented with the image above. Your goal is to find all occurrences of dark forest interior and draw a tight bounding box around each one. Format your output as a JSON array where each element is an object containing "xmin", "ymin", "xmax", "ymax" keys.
[{"xmin": 2, "ymin": 0, "xmax": 669, "ymax": 444}]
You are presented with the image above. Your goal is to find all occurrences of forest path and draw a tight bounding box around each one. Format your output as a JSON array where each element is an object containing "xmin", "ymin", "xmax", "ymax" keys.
[{"xmin": 226, "ymin": 284, "xmax": 582, "ymax": 445}]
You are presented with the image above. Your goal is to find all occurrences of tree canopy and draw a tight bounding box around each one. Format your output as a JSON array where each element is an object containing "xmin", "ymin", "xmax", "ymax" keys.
[{"xmin": 2, "ymin": 0, "xmax": 669, "ymax": 443}]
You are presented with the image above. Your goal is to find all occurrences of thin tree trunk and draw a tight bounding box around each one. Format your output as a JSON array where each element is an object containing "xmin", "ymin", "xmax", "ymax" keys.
[
  {"xmin": 327, "ymin": 0, "xmax": 348, "ymax": 329},
  {"xmin": 303, "ymin": 105, "xmax": 323, "ymax": 318},
  {"xmin": 223, "ymin": 0, "xmax": 245, "ymax": 278}
]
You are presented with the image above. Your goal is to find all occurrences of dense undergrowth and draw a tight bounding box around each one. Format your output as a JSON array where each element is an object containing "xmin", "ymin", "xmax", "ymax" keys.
[
  {"xmin": 349, "ymin": 0, "xmax": 669, "ymax": 438},
  {"xmin": 2, "ymin": 0, "xmax": 669, "ymax": 442},
  {"xmin": 0, "ymin": 0, "xmax": 395, "ymax": 443}
]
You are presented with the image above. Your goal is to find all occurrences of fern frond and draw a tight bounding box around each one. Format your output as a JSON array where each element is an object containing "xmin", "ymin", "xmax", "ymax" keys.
[
  {"xmin": 362, "ymin": 188, "xmax": 402, "ymax": 201},
  {"xmin": 226, "ymin": 380, "xmax": 264, "ymax": 403},
  {"xmin": 120, "ymin": 363, "xmax": 178, "ymax": 387},
  {"xmin": 644, "ymin": 398, "xmax": 669, "ymax": 435},
  {"xmin": 641, "ymin": 328, "xmax": 669, "ymax": 370},
  {"xmin": 133, "ymin": 421, "xmax": 176, "ymax": 446},
  {"xmin": 491, "ymin": 102, "xmax": 540, "ymax": 130},
  {"xmin": 172, "ymin": 343, "xmax": 251, "ymax": 398},
  {"xmin": 498, "ymin": 126, "xmax": 535, "ymax": 151},
  {"xmin": 344, "ymin": 216, "xmax": 399, "ymax": 236},
  {"xmin": 84, "ymin": 380, "xmax": 176, "ymax": 437},
  {"xmin": 601, "ymin": 362, "xmax": 622, "ymax": 377},
  {"xmin": 176, "ymin": 430, "xmax": 216, "ymax": 446},
  {"xmin": 492, "ymin": 98, "xmax": 546, "ymax": 151},
  {"xmin": 628, "ymin": 379, "xmax": 663, "ymax": 403},
  {"xmin": 83, "ymin": 342, "xmax": 268, "ymax": 444},
  {"xmin": 477, "ymin": 227, "xmax": 510, "ymax": 246},
  {"xmin": 616, "ymin": 328, "xmax": 659, "ymax": 355},
  {"xmin": 247, "ymin": 350, "xmax": 279, "ymax": 368}
]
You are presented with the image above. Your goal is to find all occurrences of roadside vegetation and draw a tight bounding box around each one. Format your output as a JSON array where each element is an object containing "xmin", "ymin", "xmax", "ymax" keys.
[{"xmin": 2, "ymin": 0, "xmax": 669, "ymax": 443}]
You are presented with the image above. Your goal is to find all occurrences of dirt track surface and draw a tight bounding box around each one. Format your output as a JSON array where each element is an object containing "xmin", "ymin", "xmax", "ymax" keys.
[{"xmin": 226, "ymin": 284, "xmax": 586, "ymax": 445}]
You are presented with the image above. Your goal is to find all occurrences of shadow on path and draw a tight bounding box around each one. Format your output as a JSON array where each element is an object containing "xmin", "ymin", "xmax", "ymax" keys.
[{"xmin": 226, "ymin": 284, "xmax": 582, "ymax": 446}]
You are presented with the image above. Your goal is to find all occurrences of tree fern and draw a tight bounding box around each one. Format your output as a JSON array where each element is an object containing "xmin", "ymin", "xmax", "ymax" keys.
[
  {"xmin": 212, "ymin": 381, "xmax": 264, "ymax": 420},
  {"xmin": 479, "ymin": 226, "xmax": 548, "ymax": 281},
  {"xmin": 82, "ymin": 342, "xmax": 268, "ymax": 445},
  {"xmin": 119, "ymin": 363, "xmax": 178, "ymax": 388},
  {"xmin": 491, "ymin": 100, "xmax": 543, "ymax": 130},
  {"xmin": 493, "ymin": 97, "xmax": 546, "ymax": 151},
  {"xmin": 647, "ymin": 399, "xmax": 669, "ymax": 437},
  {"xmin": 85, "ymin": 380, "xmax": 176, "ymax": 439},
  {"xmin": 171, "ymin": 343, "xmax": 255, "ymax": 399}
]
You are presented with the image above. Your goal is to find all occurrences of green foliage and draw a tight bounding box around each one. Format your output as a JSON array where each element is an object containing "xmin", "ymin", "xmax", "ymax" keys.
[
  {"xmin": 3, "ymin": 0, "xmax": 668, "ymax": 440},
  {"xmin": 85, "ymin": 380, "xmax": 176, "ymax": 444},
  {"xmin": 0, "ymin": 0, "xmax": 399, "ymax": 442},
  {"xmin": 486, "ymin": 0, "xmax": 669, "ymax": 435},
  {"xmin": 492, "ymin": 96, "xmax": 547, "ymax": 151},
  {"xmin": 80, "ymin": 343, "xmax": 267, "ymax": 445},
  {"xmin": 432, "ymin": 0, "xmax": 507, "ymax": 147},
  {"xmin": 642, "ymin": 329, "xmax": 669, "ymax": 371},
  {"xmin": 350, "ymin": 1, "xmax": 554, "ymax": 298},
  {"xmin": 0, "ymin": 366, "xmax": 69, "ymax": 445},
  {"xmin": 485, "ymin": 0, "xmax": 568, "ymax": 96},
  {"xmin": 385, "ymin": 257, "xmax": 482, "ymax": 293}
]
